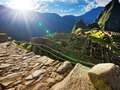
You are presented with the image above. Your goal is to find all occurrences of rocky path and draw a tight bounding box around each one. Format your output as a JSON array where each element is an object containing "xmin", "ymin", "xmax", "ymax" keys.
[
  {"xmin": 1, "ymin": 42, "xmax": 119, "ymax": 90},
  {"xmin": 0, "ymin": 42, "xmax": 73, "ymax": 90}
]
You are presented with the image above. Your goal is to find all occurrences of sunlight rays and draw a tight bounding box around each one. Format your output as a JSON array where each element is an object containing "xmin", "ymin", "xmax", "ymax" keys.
[
  {"xmin": 6, "ymin": 0, "xmax": 52, "ymax": 37},
  {"xmin": 8, "ymin": 0, "xmax": 36, "ymax": 11}
]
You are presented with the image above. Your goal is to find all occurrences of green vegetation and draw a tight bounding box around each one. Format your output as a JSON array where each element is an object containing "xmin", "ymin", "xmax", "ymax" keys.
[
  {"xmin": 85, "ymin": 30, "xmax": 120, "ymax": 56},
  {"xmin": 97, "ymin": 2, "xmax": 113, "ymax": 29},
  {"xmin": 14, "ymin": 41, "xmax": 33, "ymax": 51},
  {"xmin": 86, "ymin": 30, "xmax": 113, "ymax": 46}
]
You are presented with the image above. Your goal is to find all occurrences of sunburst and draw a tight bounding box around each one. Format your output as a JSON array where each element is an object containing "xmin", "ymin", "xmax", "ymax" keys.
[{"xmin": 8, "ymin": 0, "xmax": 36, "ymax": 11}]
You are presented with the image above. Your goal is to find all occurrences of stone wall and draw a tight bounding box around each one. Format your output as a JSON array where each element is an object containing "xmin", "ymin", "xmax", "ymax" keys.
[{"xmin": 85, "ymin": 40, "xmax": 117, "ymax": 65}]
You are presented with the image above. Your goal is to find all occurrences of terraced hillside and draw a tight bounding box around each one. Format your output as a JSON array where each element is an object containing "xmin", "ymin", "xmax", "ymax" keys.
[{"xmin": 28, "ymin": 30, "xmax": 120, "ymax": 66}]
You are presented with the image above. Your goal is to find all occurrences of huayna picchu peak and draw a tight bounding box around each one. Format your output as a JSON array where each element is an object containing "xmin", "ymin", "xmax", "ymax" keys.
[{"xmin": 97, "ymin": 0, "xmax": 120, "ymax": 32}]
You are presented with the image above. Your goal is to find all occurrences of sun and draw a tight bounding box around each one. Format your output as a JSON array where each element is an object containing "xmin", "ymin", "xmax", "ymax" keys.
[{"xmin": 8, "ymin": 0, "xmax": 35, "ymax": 11}]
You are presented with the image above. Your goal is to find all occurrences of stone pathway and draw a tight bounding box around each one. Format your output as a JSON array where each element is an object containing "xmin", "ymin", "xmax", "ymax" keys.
[{"xmin": 0, "ymin": 42, "xmax": 73, "ymax": 90}]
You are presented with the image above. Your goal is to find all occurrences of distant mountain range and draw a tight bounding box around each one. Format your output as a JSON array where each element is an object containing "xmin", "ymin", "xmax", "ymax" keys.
[{"xmin": 0, "ymin": 5, "xmax": 104, "ymax": 40}]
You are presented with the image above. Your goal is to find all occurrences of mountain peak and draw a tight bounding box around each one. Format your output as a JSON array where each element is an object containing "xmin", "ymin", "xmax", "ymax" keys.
[{"xmin": 97, "ymin": 0, "xmax": 120, "ymax": 32}]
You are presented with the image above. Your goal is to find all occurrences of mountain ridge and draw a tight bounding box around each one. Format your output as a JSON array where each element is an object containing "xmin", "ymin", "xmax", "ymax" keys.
[{"xmin": 0, "ymin": 5, "xmax": 104, "ymax": 40}]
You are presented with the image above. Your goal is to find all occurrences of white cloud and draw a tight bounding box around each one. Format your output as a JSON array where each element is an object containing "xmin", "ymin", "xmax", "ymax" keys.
[
  {"xmin": 95, "ymin": 0, "xmax": 111, "ymax": 6},
  {"xmin": 84, "ymin": 2, "xmax": 96, "ymax": 11},
  {"xmin": 0, "ymin": 0, "xmax": 115, "ymax": 16},
  {"xmin": 35, "ymin": 0, "xmax": 106, "ymax": 15},
  {"xmin": 40, "ymin": 0, "xmax": 79, "ymax": 4}
]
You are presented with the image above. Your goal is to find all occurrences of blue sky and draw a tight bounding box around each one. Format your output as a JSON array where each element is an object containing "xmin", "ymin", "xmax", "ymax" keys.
[{"xmin": 0, "ymin": 0, "xmax": 112, "ymax": 16}]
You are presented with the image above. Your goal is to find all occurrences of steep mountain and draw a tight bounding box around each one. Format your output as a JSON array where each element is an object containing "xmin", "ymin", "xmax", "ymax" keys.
[
  {"xmin": 80, "ymin": 7, "xmax": 104, "ymax": 24},
  {"xmin": 0, "ymin": 5, "xmax": 103, "ymax": 40},
  {"xmin": 62, "ymin": 7, "xmax": 104, "ymax": 25},
  {"xmin": 97, "ymin": 0, "xmax": 120, "ymax": 32}
]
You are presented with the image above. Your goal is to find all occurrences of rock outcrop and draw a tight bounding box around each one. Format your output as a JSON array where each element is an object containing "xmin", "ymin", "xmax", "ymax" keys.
[
  {"xmin": 88, "ymin": 63, "xmax": 120, "ymax": 90},
  {"xmin": 51, "ymin": 64, "xmax": 96, "ymax": 90},
  {"xmin": 51, "ymin": 63, "xmax": 120, "ymax": 90},
  {"xmin": 97, "ymin": 0, "xmax": 120, "ymax": 32}
]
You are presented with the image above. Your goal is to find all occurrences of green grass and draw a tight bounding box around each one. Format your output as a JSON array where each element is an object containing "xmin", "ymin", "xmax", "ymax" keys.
[{"xmin": 14, "ymin": 41, "xmax": 33, "ymax": 51}]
